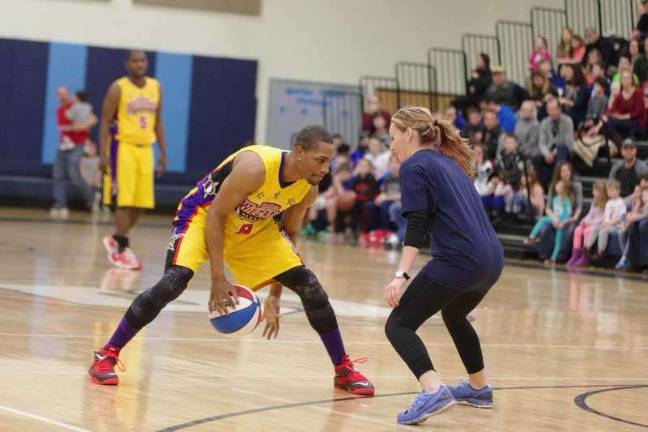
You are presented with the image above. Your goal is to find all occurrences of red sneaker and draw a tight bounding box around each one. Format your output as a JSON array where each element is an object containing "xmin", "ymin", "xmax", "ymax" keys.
[
  {"xmin": 334, "ymin": 355, "xmax": 375, "ymax": 396},
  {"xmin": 88, "ymin": 347, "xmax": 125, "ymax": 385}
]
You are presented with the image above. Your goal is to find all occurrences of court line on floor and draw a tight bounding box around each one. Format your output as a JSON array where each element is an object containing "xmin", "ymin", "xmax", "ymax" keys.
[
  {"xmin": 157, "ymin": 383, "xmax": 648, "ymax": 431},
  {"xmin": 574, "ymin": 385, "xmax": 648, "ymax": 429},
  {"xmin": 0, "ymin": 405, "xmax": 90, "ymax": 432}
]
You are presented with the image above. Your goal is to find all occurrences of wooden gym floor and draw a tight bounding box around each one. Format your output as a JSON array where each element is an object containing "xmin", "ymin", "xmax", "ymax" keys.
[{"xmin": 0, "ymin": 207, "xmax": 646, "ymax": 431}]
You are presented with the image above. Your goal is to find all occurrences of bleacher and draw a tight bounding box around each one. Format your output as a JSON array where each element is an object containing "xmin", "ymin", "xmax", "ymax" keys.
[{"xmin": 322, "ymin": 0, "xmax": 647, "ymax": 263}]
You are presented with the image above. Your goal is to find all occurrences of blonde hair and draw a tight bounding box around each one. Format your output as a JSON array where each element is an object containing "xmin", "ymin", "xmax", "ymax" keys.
[
  {"xmin": 391, "ymin": 106, "xmax": 474, "ymax": 177},
  {"xmin": 592, "ymin": 180, "xmax": 608, "ymax": 209}
]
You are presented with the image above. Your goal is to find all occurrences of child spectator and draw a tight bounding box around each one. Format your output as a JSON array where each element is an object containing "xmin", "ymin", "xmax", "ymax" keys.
[
  {"xmin": 363, "ymin": 137, "xmax": 390, "ymax": 178},
  {"xmin": 513, "ymin": 168, "xmax": 545, "ymax": 217},
  {"xmin": 596, "ymin": 180, "xmax": 627, "ymax": 258},
  {"xmin": 568, "ymin": 180, "xmax": 608, "ymax": 267},
  {"xmin": 525, "ymin": 180, "xmax": 574, "ymax": 264},
  {"xmin": 496, "ymin": 134, "xmax": 523, "ymax": 197},
  {"xmin": 371, "ymin": 157, "xmax": 401, "ymax": 231},
  {"xmin": 473, "ymin": 144, "xmax": 493, "ymax": 196},
  {"xmin": 529, "ymin": 36, "xmax": 553, "ymax": 71},
  {"xmin": 616, "ymin": 187, "xmax": 648, "ymax": 269},
  {"xmin": 79, "ymin": 142, "xmax": 102, "ymax": 212},
  {"xmin": 461, "ymin": 107, "xmax": 483, "ymax": 141}
]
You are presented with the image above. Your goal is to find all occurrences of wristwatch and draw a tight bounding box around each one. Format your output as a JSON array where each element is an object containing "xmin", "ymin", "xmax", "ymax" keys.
[{"xmin": 394, "ymin": 270, "xmax": 410, "ymax": 280}]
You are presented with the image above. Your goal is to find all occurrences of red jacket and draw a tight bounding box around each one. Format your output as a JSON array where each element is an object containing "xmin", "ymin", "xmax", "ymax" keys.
[{"xmin": 610, "ymin": 89, "xmax": 646, "ymax": 127}]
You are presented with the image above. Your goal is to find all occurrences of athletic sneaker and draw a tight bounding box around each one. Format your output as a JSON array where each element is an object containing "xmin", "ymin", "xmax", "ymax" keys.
[
  {"xmin": 103, "ymin": 236, "xmax": 142, "ymax": 270},
  {"xmin": 397, "ymin": 385, "xmax": 456, "ymax": 425},
  {"xmin": 88, "ymin": 347, "xmax": 124, "ymax": 385},
  {"xmin": 447, "ymin": 379, "xmax": 493, "ymax": 408},
  {"xmin": 334, "ymin": 355, "xmax": 375, "ymax": 396}
]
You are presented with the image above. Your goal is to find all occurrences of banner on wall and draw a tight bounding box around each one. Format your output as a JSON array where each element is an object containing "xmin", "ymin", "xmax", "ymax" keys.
[{"xmin": 266, "ymin": 79, "xmax": 361, "ymax": 150}]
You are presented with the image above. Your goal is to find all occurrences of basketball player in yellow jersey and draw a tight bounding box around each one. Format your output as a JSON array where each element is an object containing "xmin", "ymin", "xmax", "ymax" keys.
[
  {"xmin": 99, "ymin": 50, "xmax": 167, "ymax": 270},
  {"xmin": 89, "ymin": 125, "xmax": 375, "ymax": 396}
]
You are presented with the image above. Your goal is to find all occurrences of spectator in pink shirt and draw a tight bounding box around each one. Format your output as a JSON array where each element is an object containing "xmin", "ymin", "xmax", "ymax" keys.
[{"xmin": 529, "ymin": 36, "xmax": 552, "ymax": 71}]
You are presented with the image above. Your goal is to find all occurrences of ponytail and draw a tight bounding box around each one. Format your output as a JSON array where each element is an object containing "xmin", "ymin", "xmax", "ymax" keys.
[{"xmin": 434, "ymin": 119, "xmax": 475, "ymax": 178}]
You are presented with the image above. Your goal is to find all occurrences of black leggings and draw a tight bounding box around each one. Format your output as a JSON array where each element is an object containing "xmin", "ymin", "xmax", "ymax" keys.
[
  {"xmin": 125, "ymin": 264, "xmax": 338, "ymax": 336},
  {"xmin": 385, "ymin": 273, "xmax": 490, "ymax": 379}
]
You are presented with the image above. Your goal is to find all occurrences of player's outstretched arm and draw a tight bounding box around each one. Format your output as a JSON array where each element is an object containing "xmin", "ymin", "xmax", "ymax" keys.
[
  {"xmin": 98, "ymin": 83, "xmax": 120, "ymax": 174},
  {"xmin": 205, "ymin": 152, "xmax": 265, "ymax": 315},
  {"xmin": 279, "ymin": 186, "xmax": 318, "ymax": 246}
]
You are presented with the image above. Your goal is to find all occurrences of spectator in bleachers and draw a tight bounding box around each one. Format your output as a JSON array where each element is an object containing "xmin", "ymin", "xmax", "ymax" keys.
[
  {"xmin": 567, "ymin": 179, "xmax": 608, "ymax": 267},
  {"xmin": 534, "ymin": 99, "xmax": 574, "ymax": 187},
  {"xmin": 443, "ymin": 106, "xmax": 466, "ymax": 131},
  {"xmin": 587, "ymin": 77, "xmax": 609, "ymax": 120},
  {"xmin": 585, "ymin": 48, "xmax": 604, "ymax": 73},
  {"xmin": 528, "ymin": 69, "xmax": 557, "ymax": 119},
  {"xmin": 496, "ymin": 134, "xmax": 523, "ymax": 212},
  {"xmin": 481, "ymin": 174, "xmax": 512, "ymax": 216},
  {"xmin": 370, "ymin": 156, "xmax": 401, "ymax": 231},
  {"xmin": 51, "ymin": 87, "xmax": 97, "ymax": 219},
  {"xmin": 559, "ymin": 63, "xmax": 590, "ymax": 127},
  {"xmin": 486, "ymin": 65, "xmax": 528, "ymax": 110},
  {"xmin": 605, "ymin": 71, "xmax": 646, "ymax": 144},
  {"xmin": 483, "ymin": 97, "xmax": 516, "ymax": 134},
  {"xmin": 611, "ymin": 55, "xmax": 639, "ymax": 84},
  {"xmin": 525, "ymin": 179, "xmax": 575, "ymax": 264},
  {"xmin": 361, "ymin": 96, "xmax": 391, "ymax": 136},
  {"xmin": 453, "ymin": 53, "xmax": 492, "ymax": 114},
  {"xmin": 616, "ymin": 186, "xmax": 648, "ymax": 269},
  {"xmin": 529, "ymin": 36, "xmax": 553, "ymax": 71},
  {"xmin": 628, "ymin": 38, "xmax": 641, "ymax": 67},
  {"xmin": 350, "ymin": 135, "xmax": 369, "ymax": 167},
  {"xmin": 363, "ymin": 136, "xmax": 390, "ymax": 178},
  {"xmin": 584, "ymin": 27, "xmax": 616, "ymax": 70},
  {"xmin": 595, "ymin": 179, "xmax": 627, "ymax": 259},
  {"xmin": 609, "ymin": 138, "xmax": 648, "ymax": 197},
  {"xmin": 461, "ymin": 107, "xmax": 483, "ymax": 141},
  {"xmin": 586, "ymin": 62, "xmax": 609, "ymax": 91},
  {"xmin": 515, "ymin": 100, "xmax": 541, "ymax": 159},
  {"xmin": 557, "ymin": 34, "xmax": 586, "ymax": 66},
  {"xmin": 372, "ymin": 115, "xmax": 390, "ymax": 148},
  {"xmin": 473, "ymin": 144, "xmax": 493, "ymax": 197},
  {"xmin": 557, "ymin": 27, "xmax": 574, "ymax": 61},
  {"xmin": 625, "ymin": 175, "xmax": 648, "ymax": 270},
  {"xmin": 632, "ymin": 37, "xmax": 648, "ymax": 83},
  {"xmin": 540, "ymin": 59, "xmax": 565, "ymax": 93},
  {"xmin": 633, "ymin": 0, "xmax": 648, "ymax": 41},
  {"xmin": 515, "ymin": 168, "xmax": 545, "ymax": 217},
  {"xmin": 350, "ymin": 159, "xmax": 379, "ymax": 235},
  {"xmin": 481, "ymin": 109, "xmax": 504, "ymax": 161}
]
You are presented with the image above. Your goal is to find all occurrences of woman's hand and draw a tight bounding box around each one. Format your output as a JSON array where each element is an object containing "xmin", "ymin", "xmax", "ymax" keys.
[{"xmin": 384, "ymin": 277, "xmax": 407, "ymax": 308}]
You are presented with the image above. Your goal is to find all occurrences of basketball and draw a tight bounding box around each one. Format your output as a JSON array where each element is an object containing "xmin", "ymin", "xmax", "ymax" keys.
[
  {"xmin": 336, "ymin": 191, "xmax": 356, "ymax": 211},
  {"xmin": 208, "ymin": 285, "xmax": 262, "ymax": 335}
]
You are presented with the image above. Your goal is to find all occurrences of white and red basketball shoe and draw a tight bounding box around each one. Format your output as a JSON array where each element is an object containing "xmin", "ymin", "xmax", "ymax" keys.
[{"xmin": 103, "ymin": 236, "xmax": 142, "ymax": 270}]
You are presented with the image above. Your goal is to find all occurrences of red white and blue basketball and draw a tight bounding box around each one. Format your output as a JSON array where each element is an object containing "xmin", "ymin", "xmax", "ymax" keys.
[{"xmin": 208, "ymin": 285, "xmax": 262, "ymax": 335}]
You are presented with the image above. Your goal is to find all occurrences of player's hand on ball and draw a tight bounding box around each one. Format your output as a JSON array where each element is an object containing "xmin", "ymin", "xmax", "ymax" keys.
[
  {"xmin": 384, "ymin": 278, "xmax": 406, "ymax": 308},
  {"xmin": 262, "ymin": 295, "xmax": 281, "ymax": 340},
  {"xmin": 209, "ymin": 276, "xmax": 238, "ymax": 316}
]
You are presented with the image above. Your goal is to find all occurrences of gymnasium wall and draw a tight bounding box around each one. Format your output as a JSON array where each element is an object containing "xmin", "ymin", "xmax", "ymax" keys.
[
  {"xmin": 0, "ymin": 0, "xmax": 563, "ymax": 150},
  {"xmin": 0, "ymin": 38, "xmax": 257, "ymax": 182}
]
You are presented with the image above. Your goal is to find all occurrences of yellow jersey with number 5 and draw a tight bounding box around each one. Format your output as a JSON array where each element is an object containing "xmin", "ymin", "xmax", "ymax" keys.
[{"xmin": 114, "ymin": 76, "xmax": 160, "ymax": 145}]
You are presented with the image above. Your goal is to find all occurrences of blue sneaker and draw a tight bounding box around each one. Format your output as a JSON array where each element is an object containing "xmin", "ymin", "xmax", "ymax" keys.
[
  {"xmin": 397, "ymin": 385, "xmax": 456, "ymax": 425},
  {"xmin": 447, "ymin": 379, "xmax": 492, "ymax": 408}
]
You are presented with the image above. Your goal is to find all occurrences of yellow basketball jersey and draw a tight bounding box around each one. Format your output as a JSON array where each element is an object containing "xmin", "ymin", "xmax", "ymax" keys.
[
  {"xmin": 174, "ymin": 145, "xmax": 312, "ymax": 239},
  {"xmin": 114, "ymin": 76, "xmax": 160, "ymax": 145}
]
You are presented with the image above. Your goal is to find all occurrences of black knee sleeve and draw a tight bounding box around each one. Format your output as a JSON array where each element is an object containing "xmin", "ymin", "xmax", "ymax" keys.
[
  {"xmin": 125, "ymin": 265, "xmax": 193, "ymax": 329},
  {"xmin": 275, "ymin": 266, "xmax": 338, "ymax": 334}
]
